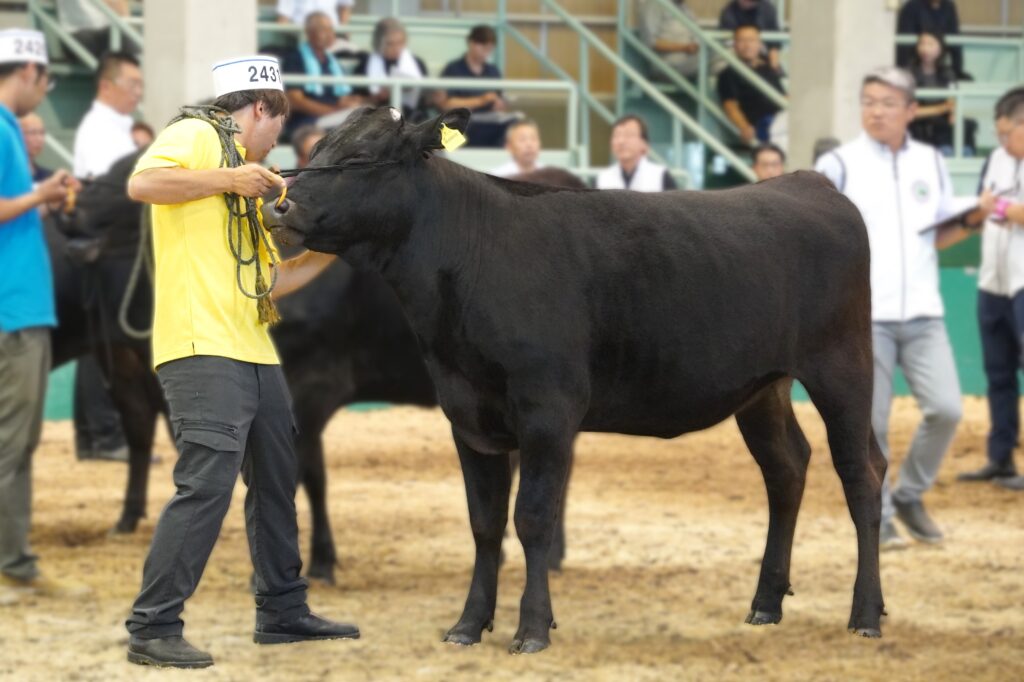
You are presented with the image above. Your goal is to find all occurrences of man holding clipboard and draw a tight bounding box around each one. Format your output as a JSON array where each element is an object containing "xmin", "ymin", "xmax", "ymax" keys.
[{"xmin": 816, "ymin": 67, "xmax": 992, "ymax": 551}]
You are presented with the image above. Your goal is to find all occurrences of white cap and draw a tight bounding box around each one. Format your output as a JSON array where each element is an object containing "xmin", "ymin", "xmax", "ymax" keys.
[
  {"xmin": 0, "ymin": 29, "xmax": 48, "ymax": 66},
  {"xmin": 212, "ymin": 55, "xmax": 284, "ymax": 98}
]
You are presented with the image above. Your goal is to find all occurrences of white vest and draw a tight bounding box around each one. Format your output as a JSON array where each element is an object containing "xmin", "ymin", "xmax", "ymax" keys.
[
  {"xmin": 597, "ymin": 156, "xmax": 667, "ymax": 192},
  {"xmin": 977, "ymin": 146, "xmax": 1024, "ymax": 298},
  {"xmin": 815, "ymin": 133, "xmax": 955, "ymax": 322}
]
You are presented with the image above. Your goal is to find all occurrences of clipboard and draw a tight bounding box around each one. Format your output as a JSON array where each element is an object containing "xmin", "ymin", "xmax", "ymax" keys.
[{"xmin": 917, "ymin": 189, "xmax": 1017, "ymax": 234}]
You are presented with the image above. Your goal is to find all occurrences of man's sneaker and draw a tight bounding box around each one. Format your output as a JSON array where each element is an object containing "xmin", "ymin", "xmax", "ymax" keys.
[
  {"xmin": 0, "ymin": 574, "xmax": 91, "ymax": 598},
  {"xmin": 879, "ymin": 521, "xmax": 908, "ymax": 551},
  {"xmin": 893, "ymin": 499, "xmax": 943, "ymax": 544},
  {"xmin": 994, "ymin": 475, "xmax": 1024, "ymax": 491},
  {"xmin": 127, "ymin": 636, "xmax": 213, "ymax": 669},
  {"xmin": 254, "ymin": 612, "xmax": 360, "ymax": 644},
  {"xmin": 957, "ymin": 461, "xmax": 1017, "ymax": 482}
]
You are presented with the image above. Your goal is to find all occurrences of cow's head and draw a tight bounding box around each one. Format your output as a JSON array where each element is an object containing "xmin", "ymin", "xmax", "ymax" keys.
[{"xmin": 262, "ymin": 106, "xmax": 471, "ymax": 258}]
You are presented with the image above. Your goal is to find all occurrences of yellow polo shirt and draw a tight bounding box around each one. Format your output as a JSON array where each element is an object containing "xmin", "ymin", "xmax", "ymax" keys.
[{"xmin": 133, "ymin": 118, "xmax": 280, "ymax": 369}]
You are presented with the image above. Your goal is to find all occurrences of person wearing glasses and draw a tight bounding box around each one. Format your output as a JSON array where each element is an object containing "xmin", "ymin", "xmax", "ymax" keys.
[
  {"xmin": 958, "ymin": 87, "xmax": 1024, "ymax": 490},
  {"xmin": 69, "ymin": 50, "xmax": 144, "ymax": 464},
  {"xmin": 815, "ymin": 67, "xmax": 991, "ymax": 551},
  {"xmin": 0, "ymin": 29, "xmax": 86, "ymax": 605}
]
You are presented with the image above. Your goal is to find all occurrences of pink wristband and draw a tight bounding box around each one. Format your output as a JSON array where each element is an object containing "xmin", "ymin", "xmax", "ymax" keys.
[{"xmin": 994, "ymin": 198, "xmax": 1012, "ymax": 221}]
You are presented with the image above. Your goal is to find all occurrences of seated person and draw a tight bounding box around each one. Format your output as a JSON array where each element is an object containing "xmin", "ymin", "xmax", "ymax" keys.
[
  {"xmin": 638, "ymin": 0, "xmax": 700, "ymax": 80},
  {"xmin": 292, "ymin": 125, "xmax": 326, "ymax": 169},
  {"xmin": 490, "ymin": 119, "xmax": 544, "ymax": 177},
  {"xmin": 18, "ymin": 113, "xmax": 52, "ymax": 183},
  {"xmin": 596, "ymin": 114, "xmax": 677, "ymax": 192},
  {"xmin": 908, "ymin": 31, "xmax": 973, "ymax": 156},
  {"xmin": 437, "ymin": 25, "xmax": 509, "ymax": 147},
  {"xmin": 717, "ymin": 25, "xmax": 785, "ymax": 145},
  {"xmin": 282, "ymin": 11, "xmax": 361, "ymax": 140},
  {"xmin": 752, "ymin": 142, "xmax": 785, "ymax": 181},
  {"xmin": 276, "ymin": 0, "xmax": 352, "ymax": 28},
  {"xmin": 353, "ymin": 18, "xmax": 429, "ymax": 121},
  {"xmin": 718, "ymin": 0, "xmax": 781, "ymax": 71},
  {"xmin": 897, "ymin": 0, "xmax": 965, "ymax": 79}
]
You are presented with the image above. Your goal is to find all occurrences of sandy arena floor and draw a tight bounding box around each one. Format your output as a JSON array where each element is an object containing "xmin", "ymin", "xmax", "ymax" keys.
[{"xmin": 1, "ymin": 397, "xmax": 1022, "ymax": 682}]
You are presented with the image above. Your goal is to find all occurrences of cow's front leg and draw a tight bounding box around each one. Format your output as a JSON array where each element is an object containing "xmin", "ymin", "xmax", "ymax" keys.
[
  {"xmin": 444, "ymin": 433, "xmax": 512, "ymax": 646},
  {"xmin": 509, "ymin": 423, "xmax": 573, "ymax": 654}
]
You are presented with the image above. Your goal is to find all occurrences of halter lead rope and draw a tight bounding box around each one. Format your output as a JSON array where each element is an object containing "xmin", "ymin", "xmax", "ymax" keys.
[{"xmin": 172, "ymin": 105, "xmax": 280, "ymax": 325}]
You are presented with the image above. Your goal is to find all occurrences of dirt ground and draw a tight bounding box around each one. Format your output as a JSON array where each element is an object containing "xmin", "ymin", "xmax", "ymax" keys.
[{"xmin": 1, "ymin": 397, "xmax": 1022, "ymax": 682}]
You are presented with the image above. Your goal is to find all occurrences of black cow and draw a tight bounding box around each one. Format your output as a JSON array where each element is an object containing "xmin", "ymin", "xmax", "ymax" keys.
[
  {"xmin": 53, "ymin": 152, "xmax": 570, "ymax": 584},
  {"xmin": 263, "ymin": 107, "xmax": 886, "ymax": 654}
]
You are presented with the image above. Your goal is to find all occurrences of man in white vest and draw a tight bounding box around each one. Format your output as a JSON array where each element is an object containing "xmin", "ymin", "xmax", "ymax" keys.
[
  {"xmin": 597, "ymin": 114, "xmax": 677, "ymax": 192},
  {"xmin": 815, "ymin": 67, "xmax": 991, "ymax": 550},
  {"xmin": 958, "ymin": 87, "xmax": 1024, "ymax": 490}
]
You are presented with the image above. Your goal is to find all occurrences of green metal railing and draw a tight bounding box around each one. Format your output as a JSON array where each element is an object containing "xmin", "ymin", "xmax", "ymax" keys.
[{"xmin": 917, "ymin": 84, "xmax": 1015, "ymax": 158}]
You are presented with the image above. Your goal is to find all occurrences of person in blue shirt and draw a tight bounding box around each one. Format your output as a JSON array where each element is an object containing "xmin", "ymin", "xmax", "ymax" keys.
[
  {"xmin": 280, "ymin": 10, "xmax": 361, "ymax": 140},
  {"xmin": 436, "ymin": 25, "xmax": 510, "ymax": 147},
  {"xmin": 0, "ymin": 29, "xmax": 86, "ymax": 603}
]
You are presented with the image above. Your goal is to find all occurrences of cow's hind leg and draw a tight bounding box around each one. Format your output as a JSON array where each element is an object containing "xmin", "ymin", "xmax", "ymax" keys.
[
  {"xmin": 736, "ymin": 378, "xmax": 811, "ymax": 626},
  {"xmin": 802, "ymin": 354, "xmax": 887, "ymax": 637},
  {"xmin": 444, "ymin": 433, "xmax": 512, "ymax": 646},
  {"xmin": 108, "ymin": 348, "xmax": 159, "ymax": 534}
]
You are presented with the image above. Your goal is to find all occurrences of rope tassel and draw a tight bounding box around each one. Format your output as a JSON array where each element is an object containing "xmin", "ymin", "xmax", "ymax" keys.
[{"xmin": 172, "ymin": 105, "xmax": 282, "ymax": 326}]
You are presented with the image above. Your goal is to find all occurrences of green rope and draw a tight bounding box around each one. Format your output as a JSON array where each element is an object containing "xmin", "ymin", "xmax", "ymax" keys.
[{"xmin": 172, "ymin": 105, "xmax": 280, "ymax": 325}]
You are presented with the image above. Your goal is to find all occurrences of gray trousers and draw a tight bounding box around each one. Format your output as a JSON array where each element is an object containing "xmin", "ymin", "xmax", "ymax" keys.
[
  {"xmin": 0, "ymin": 327, "xmax": 50, "ymax": 581},
  {"xmin": 126, "ymin": 356, "xmax": 309, "ymax": 638},
  {"xmin": 872, "ymin": 319, "xmax": 962, "ymax": 523}
]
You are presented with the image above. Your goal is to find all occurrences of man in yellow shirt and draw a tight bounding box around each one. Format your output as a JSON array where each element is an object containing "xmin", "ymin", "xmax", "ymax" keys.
[{"xmin": 123, "ymin": 56, "xmax": 357, "ymax": 669}]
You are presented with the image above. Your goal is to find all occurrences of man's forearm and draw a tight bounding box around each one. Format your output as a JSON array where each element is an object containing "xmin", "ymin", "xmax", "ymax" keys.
[
  {"xmin": 272, "ymin": 250, "xmax": 336, "ymax": 300},
  {"xmin": 128, "ymin": 167, "xmax": 233, "ymax": 205},
  {"xmin": 0, "ymin": 190, "xmax": 44, "ymax": 225}
]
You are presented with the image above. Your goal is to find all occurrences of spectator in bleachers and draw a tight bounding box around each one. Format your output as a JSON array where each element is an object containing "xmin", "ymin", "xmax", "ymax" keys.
[
  {"xmin": 436, "ymin": 25, "xmax": 511, "ymax": 148},
  {"xmin": 597, "ymin": 114, "xmax": 676, "ymax": 192},
  {"xmin": 71, "ymin": 51, "xmax": 143, "ymax": 464},
  {"xmin": 131, "ymin": 120, "xmax": 154, "ymax": 148},
  {"xmin": 73, "ymin": 51, "xmax": 141, "ymax": 178},
  {"xmin": 0, "ymin": 28, "xmax": 87, "ymax": 602},
  {"xmin": 281, "ymin": 11, "xmax": 360, "ymax": 141},
  {"xmin": 276, "ymin": 0, "xmax": 352, "ymax": 28},
  {"xmin": 292, "ymin": 124, "xmax": 326, "ymax": 168},
  {"xmin": 353, "ymin": 18, "xmax": 429, "ymax": 121},
  {"xmin": 491, "ymin": 119, "xmax": 544, "ymax": 177},
  {"xmin": 638, "ymin": 0, "xmax": 701, "ymax": 80},
  {"xmin": 897, "ymin": 0, "xmax": 965, "ymax": 80},
  {"xmin": 717, "ymin": 25, "xmax": 785, "ymax": 145},
  {"xmin": 718, "ymin": 0, "xmax": 781, "ymax": 72},
  {"xmin": 907, "ymin": 31, "xmax": 973, "ymax": 157},
  {"xmin": 56, "ymin": 0, "xmax": 136, "ymax": 61},
  {"xmin": 751, "ymin": 142, "xmax": 784, "ymax": 181},
  {"xmin": 815, "ymin": 66, "xmax": 990, "ymax": 550},
  {"xmin": 18, "ymin": 113, "xmax": 52, "ymax": 183},
  {"xmin": 958, "ymin": 87, "xmax": 1024, "ymax": 490}
]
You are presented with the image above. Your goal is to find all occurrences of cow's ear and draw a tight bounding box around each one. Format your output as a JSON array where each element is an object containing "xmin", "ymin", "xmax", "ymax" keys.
[{"xmin": 415, "ymin": 108, "xmax": 471, "ymax": 152}]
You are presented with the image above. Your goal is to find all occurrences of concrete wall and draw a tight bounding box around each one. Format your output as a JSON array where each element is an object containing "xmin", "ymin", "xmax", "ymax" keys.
[{"xmin": 143, "ymin": 0, "xmax": 258, "ymax": 128}]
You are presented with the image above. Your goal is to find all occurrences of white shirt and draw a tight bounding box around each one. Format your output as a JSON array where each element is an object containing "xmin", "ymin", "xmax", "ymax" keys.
[
  {"xmin": 816, "ymin": 133, "xmax": 957, "ymax": 322},
  {"xmin": 490, "ymin": 160, "xmax": 545, "ymax": 178},
  {"xmin": 977, "ymin": 146, "xmax": 1024, "ymax": 297},
  {"xmin": 596, "ymin": 156, "xmax": 668, "ymax": 192},
  {"xmin": 73, "ymin": 100, "xmax": 137, "ymax": 179},
  {"xmin": 276, "ymin": 0, "xmax": 353, "ymax": 26}
]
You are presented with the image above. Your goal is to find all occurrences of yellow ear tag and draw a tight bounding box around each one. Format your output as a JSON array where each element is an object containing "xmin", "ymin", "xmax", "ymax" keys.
[{"xmin": 440, "ymin": 123, "xmax": 467, "ymax": 152}]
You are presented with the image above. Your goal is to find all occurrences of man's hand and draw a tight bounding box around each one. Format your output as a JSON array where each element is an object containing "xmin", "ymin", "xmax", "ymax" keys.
[
  {"xmin": 977, "ymin": 189, "xmax": 996, "ymax": 216},
  {"xmin": 739, "ymin": 124, "xmax": 756, "ymax": 144},
  {"xmin": 681, "ymin": 42, "xmax": 700, "ymax": 55},
  {"xmin": 36, "ymin": 169, "xmax": 76, "ymax": 204},
  {"xmin": 229, "ymin": 164, "xmax": 284, "ymax": 198}
]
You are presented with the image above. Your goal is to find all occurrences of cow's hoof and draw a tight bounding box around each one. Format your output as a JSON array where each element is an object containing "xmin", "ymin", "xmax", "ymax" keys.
[
  {"xmin": 443, "ymin": 619, "xmax": 492, "ymax": 646},
  {"xmin": 850, "ymin": 627, "xmax": 882, "ymax": 638},
  {"xmin": 509, "ymin": 637, "xmax": 549, "ymax": 655},
  {"xmin": 306, "ymin": 567, "xmax": 336, "ymax": 586},
  {"xmin": 110, "ymin": 517, "xmax": 139, "ymax": 535},
  {"xmin": 745, "ymin": 609, "xmax": 782, "ymax": 626}
]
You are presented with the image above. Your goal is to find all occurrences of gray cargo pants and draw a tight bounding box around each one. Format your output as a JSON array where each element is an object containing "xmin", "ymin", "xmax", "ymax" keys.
[
  {"xmin": 872, "ymin": 318, "xmax": 962, "ymax": 524},
  {"xmin": 0, "ymin": 327, "xmax": 50, "ymax": 581},
  {"xmin": 125, "ymin": 355, "xmax": 309, "ymax": 638}
]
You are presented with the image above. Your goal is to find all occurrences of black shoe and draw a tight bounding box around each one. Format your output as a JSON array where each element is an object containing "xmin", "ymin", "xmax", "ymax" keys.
[
  {"xmin": 127, "ymin": 636, "xmax": 213, "ymax": 669},
  {"xmin": 879, "ymin": 520, "xmax": 908, "ymax": 552},
  {"xmin": 957, "ymin": 461, "xmax": 1017, "ymax": 482},
  {"xmin": 254, "ymin": 612, "xmax": 360, "ymax": 644},
  {"xmin": 994, "ymin": 475, "xmax": 1024, "ymax": 491},
  {"xmin": 893, "ymin": 499, "xmax": 943, "ymax": 544}
]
